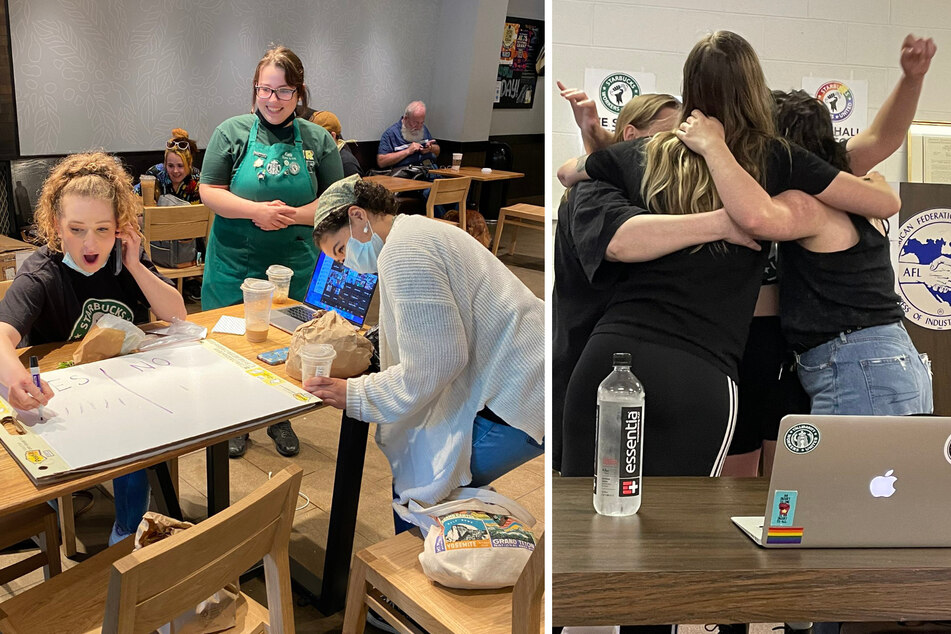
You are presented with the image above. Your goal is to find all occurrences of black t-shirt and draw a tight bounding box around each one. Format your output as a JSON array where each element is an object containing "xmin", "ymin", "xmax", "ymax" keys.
[
  {"xmin": 581, "ymin": 137, "xmax": 840, "ymax": 380},
  {"xmin": 552, "ymin": 180, "xmax": 645, "ymax": 440},
  {"xmin": 779, "ymin": 214, "xmax": 903, "ymax": 351},
  {"xmin": 0, "ymin": 246, "xmax": 172, "ymax": 346}
]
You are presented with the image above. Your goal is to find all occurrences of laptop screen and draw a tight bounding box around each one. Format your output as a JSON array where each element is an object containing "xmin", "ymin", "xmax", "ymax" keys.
[{"xmin": 302, "ymin": 252, "xmax": 378, "ymax": 326}]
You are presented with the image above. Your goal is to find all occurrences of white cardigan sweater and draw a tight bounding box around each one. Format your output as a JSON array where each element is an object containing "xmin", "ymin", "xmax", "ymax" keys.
[{"xmin": 345, "ymin": 215, "xmax": 545, "ymax": 510}]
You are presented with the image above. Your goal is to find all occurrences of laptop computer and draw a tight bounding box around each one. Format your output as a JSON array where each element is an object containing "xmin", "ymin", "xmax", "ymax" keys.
[
  {"xmin": 269, "ymin": 251, "xmax": 379, "ymax": 333},
  {"xmin": 732, "ymin": 414, "xmax": 951, "ymax": 548}
]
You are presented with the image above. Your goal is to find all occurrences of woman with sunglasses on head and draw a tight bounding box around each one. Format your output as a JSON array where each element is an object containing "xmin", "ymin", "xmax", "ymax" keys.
[
  {"xmin": 134, "ymin": 129, "xmax": 202, "ymax": 203},
  {"xmin": 199, "ymin": 45, "xmax": 344, "ymax": 458}
]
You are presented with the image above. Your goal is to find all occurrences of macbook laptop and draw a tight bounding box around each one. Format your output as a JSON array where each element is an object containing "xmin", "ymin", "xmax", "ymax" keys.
[
  {"xmin": 269, "ymin": 251, "xmax": 379, "ymax": 333},
  {"xmin": 732, "ymin": 414, "xmax": 951, "ymax": 548}
]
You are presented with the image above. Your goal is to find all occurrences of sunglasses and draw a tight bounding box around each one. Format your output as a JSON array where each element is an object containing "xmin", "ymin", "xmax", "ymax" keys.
[{"xmin": 166, "ymin": 140, "xmax": 190, "ymax": 151}]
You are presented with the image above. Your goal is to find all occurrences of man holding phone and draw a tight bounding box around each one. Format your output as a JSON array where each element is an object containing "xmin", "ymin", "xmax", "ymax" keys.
[{"xmin": 376, "ymin": 100, "xmax": 441, "ymax": 169}]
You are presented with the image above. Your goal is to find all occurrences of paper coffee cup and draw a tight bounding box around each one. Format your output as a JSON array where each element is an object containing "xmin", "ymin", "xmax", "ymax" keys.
[
  {"xmin": 452, "ymin": 153, "xmax": 463, "ymax": 171},
  {"xmin": 300, "ymin": 343, "xmax": 337, "ymax": 379}
]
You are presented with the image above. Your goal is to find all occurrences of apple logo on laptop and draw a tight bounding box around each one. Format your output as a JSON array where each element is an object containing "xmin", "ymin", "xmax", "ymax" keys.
[{"xmin": 869, "ymin": 469, "xmax": 897, "ymax": 498}]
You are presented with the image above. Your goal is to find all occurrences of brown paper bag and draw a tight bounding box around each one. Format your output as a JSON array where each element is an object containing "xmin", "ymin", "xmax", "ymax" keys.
[
  {"xmin": 133, "ymin": 512, "xmax": 239, "ymax": 634},
  {"xmin": 286, "ymin": 310, "xmax": 373, "ymax": 380},
  {"xmin": 72, "ymin": 325, "xmax": 125, "ymax": 364}
]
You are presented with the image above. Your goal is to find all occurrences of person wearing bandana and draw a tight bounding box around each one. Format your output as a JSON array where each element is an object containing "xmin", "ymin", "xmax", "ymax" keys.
[
  {"xmin": 199, "ymin": 46, "xmax": 344, "ymax": 458},
  {"xmin": 305, "ymin": 175, "xmax": 544, "ymax": 534}
]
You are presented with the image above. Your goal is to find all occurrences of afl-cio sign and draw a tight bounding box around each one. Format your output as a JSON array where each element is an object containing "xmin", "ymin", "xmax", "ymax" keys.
[{"xmin": 897, "ymin": 207, "xmax": 951, "ymax": 330}]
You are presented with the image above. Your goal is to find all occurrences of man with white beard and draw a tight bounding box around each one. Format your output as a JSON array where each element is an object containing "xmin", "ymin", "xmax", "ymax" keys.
[{"xmin": 377, "ymin": 100, "xmax": 441, "ymax": 169}]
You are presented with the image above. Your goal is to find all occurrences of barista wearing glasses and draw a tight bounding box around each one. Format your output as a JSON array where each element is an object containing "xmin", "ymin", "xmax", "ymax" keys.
[
  {"xmin": 199, "ymin": 45, "xmax": 343, "ymax": 458},
  {"xmin": 134, "ymin": 128, "xmax": 202, "ymax": 203}
]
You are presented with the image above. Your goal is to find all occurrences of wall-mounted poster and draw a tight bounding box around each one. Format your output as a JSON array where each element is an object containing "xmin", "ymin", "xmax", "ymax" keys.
[
  {"xmin": 494, "ymin": 16, "xmax": 543, "ymax": 109},
  {"xmin": 907, "ymin": 121, "xmax": 951, "ymax": 184}
]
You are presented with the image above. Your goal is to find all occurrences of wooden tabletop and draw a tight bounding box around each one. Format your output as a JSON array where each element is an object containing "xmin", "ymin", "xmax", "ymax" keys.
[
  {"xmin": 553, "ymin": 477, "xmax": 951, "ymax": 626},
  {"xmin": 499, "ymin": 203, "xmax": 544, "ymax": 220},
  {"xmin": 0, "ymin": 305, "xmax": 306, "ymax": 516},
  {"xmin": 429, "ymin": 166, "xmax": 525, "ymax": 182},
  {"xmin": 364, "ymin": 174, "xmax": 433, "ymax": 193}
]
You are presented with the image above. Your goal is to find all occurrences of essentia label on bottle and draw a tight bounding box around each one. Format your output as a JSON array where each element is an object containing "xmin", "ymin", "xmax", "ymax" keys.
[{"xmin": 618, "ymin": 405, "xmax": 642, "ymax": 497}]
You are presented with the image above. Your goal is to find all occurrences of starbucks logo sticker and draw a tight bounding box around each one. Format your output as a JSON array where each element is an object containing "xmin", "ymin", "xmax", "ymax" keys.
[
  {"xmin": 599, "ymin": 73, "xmax": 640, "ymax": 114},
  {"xmin": 814, "ymin": 81, "xmax": 855, "ymax": 123},
  {"xmin": 897, "ymin": 208, "xmax": 951, "ymax": 330},
  {"xmin": 784, "ymin": 423, "xmax": 820, "ymax": 454}
]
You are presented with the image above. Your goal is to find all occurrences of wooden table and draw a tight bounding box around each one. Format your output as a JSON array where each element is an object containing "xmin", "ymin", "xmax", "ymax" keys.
[
  {"xmin": 553, "ymin": 477, "xmax": 951, "ymax": 626},
  {"xmin": 428, "ymin": 166, "xmax": 525, "ymax": 182},
  {"xmin": 0, "ymin": 304, "xmax": 370, "ymax": 614},
  {"xmin": 492, "ymin": 203, "xmax": 544, "ymax": 256},
  {"xmin": 364, "ymin": 174, "xmax": 433, "ymax": 193}
]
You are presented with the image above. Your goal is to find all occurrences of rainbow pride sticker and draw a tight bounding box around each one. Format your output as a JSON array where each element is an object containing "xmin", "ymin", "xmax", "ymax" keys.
[{"xmin": 766, "ymin": 526, "xmax": 803, "ymax": 545}]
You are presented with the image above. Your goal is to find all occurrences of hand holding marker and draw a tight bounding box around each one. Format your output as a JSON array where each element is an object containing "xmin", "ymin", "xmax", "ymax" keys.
[{"xmin": 29, "ymin": 355, "xmax": 43, "ymax": 420}]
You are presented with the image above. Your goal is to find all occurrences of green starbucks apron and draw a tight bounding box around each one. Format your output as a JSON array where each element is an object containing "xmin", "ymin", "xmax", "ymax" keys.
[{"xmin": 202, "ymin": 116, "xmax": 318, "ymax": 309}]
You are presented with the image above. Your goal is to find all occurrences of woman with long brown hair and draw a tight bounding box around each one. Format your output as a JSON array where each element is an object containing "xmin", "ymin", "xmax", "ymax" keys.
[
  {"xmin": 199, "ymin": 45, "xmax": 344, "ymax": 457},
  {"xmin": 557, "ymin": 31, "xmax": 900, "ymax": 478}
]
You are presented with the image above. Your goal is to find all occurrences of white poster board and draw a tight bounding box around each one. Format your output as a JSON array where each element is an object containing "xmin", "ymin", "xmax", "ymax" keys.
[
  {"xmin": 801, "ymin": 77, "xmax": 869, "ymax": 142},
  {"xmin": 583, "ymin": 68, "xmax": 657, "ymax": 139},
  {"xmin": 0, "ymin": 339, "xmax": 318, "ymax": 483}
]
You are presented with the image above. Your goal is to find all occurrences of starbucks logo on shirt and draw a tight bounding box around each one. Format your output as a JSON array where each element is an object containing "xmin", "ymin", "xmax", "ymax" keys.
[
  {"xmin": 599, "ymin": 73, "xmax": 640, "ymax": 114},
  {"xmin": 69, "ymin": 298, "xmax": 134, "ymax": 340},
  {"xmin": 814, "ymin": 81, "xmax": 854, "ymax": 123}
]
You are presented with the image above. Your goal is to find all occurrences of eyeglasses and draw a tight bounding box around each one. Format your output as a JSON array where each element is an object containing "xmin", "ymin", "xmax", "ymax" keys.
[
  {"xmin": 254, "ymin": 85, "xmax": 297, "ymax": 101},
  {"xmin": 166, "ymin": 140, "xmax": 190, "ymax": 151}
]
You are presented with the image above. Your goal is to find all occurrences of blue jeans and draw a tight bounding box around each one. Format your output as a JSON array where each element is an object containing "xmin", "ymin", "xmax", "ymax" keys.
[
  {"xmin": 796, "ymin": 322, "xmax": 933, "ymax": 416},
  {"xmin": 393, "ymin": 415, "xmax": 544, "ymax": 534},
  {"xmin": 107, "ymin": 470, "xmax": 151, "ymax": 545}
]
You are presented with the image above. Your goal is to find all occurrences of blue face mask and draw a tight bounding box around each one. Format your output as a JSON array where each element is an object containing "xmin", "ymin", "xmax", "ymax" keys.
[
  {"xmin": 62, "ymin": 250, "xmax": 103, "ymax": 277},
  {"xmin": 344, "ymin": 217, "xmax": 384, "ymax": 274}
]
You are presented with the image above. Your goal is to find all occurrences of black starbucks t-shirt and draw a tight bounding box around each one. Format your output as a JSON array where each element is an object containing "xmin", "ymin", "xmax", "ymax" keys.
[{"xmin": 0, "ymin": 246, "xmax": 172, "ymax": 346}]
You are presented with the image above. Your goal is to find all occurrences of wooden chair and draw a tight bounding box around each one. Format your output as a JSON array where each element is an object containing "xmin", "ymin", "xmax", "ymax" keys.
[
  {"xmin": 0, "ymin": 465, "xmax": 303, "ymax": 634},
  {"xmin": 492, "ymin": 203, "xmax": 545, "ymax": 257},
  {"xmin": 142, "ymin": 203, "xmax": 214, "ymax": 294},
  {"xmin": 343, "ymin": 529, "xmax": 545, "ymax": 634},
  {"xmin": 0, "ymin": 504, "xmax": 62, "ymax": 586},
  {"xmin": 426, "ymin": 177, "xmax": 470, "ymax": 230}
]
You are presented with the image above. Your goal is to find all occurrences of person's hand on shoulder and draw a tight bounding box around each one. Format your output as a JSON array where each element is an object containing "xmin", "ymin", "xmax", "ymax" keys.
[
  {"xmin": 303, "ymin": 376, "xmax": 347, "ymax": 409},
  {"xmin": 676, "ymin": 109, "xmax": 726, "ymax": 157},
  {"xmin": 900, "ymin": 34, "xmax": 936, "ymax": 80}
]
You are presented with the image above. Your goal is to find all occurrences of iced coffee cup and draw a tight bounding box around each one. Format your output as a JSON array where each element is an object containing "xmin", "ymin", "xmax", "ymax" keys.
[
  {"xmin": 299, "ymin": 343, "xmax": 337, "ymax": 380},
  {"xmin": 139, "ymin": 175, "xmax": 157, "ymax": 205},
  {"xmin": 266, "ymin": 264, "xmax": 294, "ymax": 304},
  {"xmin": 452, "ymin": 153, "xmax": 463, "ymax": 171},
  {"xmin": 240, "ymin": 278, "xmax": 275, "ymax": 343}
]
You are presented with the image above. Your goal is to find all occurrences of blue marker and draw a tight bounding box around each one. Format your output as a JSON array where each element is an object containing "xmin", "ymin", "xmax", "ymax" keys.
[{"xmin": 29, "ymin": 355, "xmax": 44, "ymax": 420}]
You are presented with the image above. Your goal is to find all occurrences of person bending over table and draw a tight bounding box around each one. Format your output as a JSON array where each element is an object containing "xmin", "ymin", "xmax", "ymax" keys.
[
  {"xmin": 305, "ymin": 175, "xmax": 544, "ymax": 533},
  {"xmin": 199, "ymin": 45, "xmax": 344, "ymax": 458},
  {"xmin": 0, "ymin": 152, "xmax": 186, "ymax": 545},
  {"xmin": 133, "ymin": 128, "xmax": 202, "ymax": 203}
]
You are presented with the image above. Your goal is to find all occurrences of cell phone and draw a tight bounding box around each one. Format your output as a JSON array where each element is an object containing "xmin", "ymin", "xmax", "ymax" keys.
[
  {"xmin": 113, "ymin": 239, "xmax": 123, "ymax": 275},
  {"xmin": 257, "ymin": 347, "xmax": 289, "ymax": 366}
]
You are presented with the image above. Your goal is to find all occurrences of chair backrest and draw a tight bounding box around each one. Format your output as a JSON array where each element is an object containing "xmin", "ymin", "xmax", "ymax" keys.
[
  {"xmin": 0, "ymin": 279, "xmax": 12, "ymax": 302},
  {"xmin": 511, "ymin": 531, "xmax": 544, "ymax": 634},
  {"xmin": 101, "ymin": 465, "xmax": 303, "ymax": 634},
  {"xmin": 425, "ymin": 177, "xmax": 470, "ymax": 221},
  {"xmin": 141, "ymin": 204, "xmax": 214, "ymax": 259}
]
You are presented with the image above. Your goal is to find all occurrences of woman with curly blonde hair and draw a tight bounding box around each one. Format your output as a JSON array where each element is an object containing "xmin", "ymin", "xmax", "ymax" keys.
[
  {"xmin": 134, "ymin": 128, "xmax": 201, "ymax": 203},
  {"xmin": 0, "ymin": 151, "xmax": 186, "ymax": 544}
]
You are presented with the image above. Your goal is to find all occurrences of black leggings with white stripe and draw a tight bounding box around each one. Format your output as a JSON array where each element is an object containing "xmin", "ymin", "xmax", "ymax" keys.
[{"xmin": 561, "ymin": 334, "xmax": 737, "ymax": 478}]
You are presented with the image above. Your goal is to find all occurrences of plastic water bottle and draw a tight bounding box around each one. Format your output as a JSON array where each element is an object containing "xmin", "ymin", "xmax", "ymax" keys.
[{"xmin": 593, "ymin": 352, "xmax": 645, "ymax": 516}]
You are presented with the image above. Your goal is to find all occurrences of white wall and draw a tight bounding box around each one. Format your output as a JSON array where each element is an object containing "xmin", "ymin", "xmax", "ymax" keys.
[
  {"xmin": 10, "ymin": 0, "xmax": 523, "ymax": 155},
  {"xmin": 552, "ymin": 0, "xmax": 951, "ymax": 200},
  {"xmin": 489, "ymin": 0, "xmax": 546, "ymax": 136}
]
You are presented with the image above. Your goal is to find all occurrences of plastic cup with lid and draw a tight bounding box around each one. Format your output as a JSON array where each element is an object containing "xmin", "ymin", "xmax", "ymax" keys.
[
  {"xmin": 299, "ymin": 343, "xmax": 337, "ymax": 380},
  {"xmin": 266, "ymin": 264, "xmax": 295, "ymax": 304},
  {"xmin": 240, "ymin": 278, "xmax": 275, "ymax": 343}
]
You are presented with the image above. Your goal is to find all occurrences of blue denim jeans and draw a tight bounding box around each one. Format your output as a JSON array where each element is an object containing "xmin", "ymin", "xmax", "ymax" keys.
[
  {"xmin": 393, "ymin": 414, "xmax": 544, "ymax": 534},
  {"xmin": 107, "ymin": 469, "xmax": 151, "ymax": 545},
  {"xmin": 796, "ymin": 322, "xmax": 933, "ymax": 416}
]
